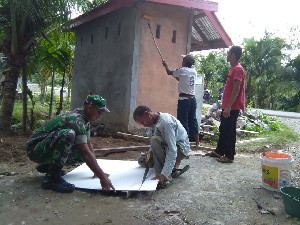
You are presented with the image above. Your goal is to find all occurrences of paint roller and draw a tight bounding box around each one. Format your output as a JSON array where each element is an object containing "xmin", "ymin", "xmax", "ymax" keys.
[{"xmin": 142, "ymin": 15, "xmax": 165, "ymax": 61}]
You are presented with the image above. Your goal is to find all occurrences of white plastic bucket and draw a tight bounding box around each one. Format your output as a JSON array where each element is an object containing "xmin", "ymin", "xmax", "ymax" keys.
[{"xmin": 260, "ymin": 151, "xmax": 293, "ymax": 192}]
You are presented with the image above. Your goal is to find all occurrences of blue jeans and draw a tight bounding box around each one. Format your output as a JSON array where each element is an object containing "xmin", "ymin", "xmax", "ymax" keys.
[{"xmin": 177, "ymin": 97, "xmax": 199, "ymax": 137}]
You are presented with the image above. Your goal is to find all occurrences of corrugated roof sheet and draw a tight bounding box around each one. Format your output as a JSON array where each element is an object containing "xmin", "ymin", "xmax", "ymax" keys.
[{"xmin": 191, "ymin": 9, "xmax": 230, "ymax": 50}]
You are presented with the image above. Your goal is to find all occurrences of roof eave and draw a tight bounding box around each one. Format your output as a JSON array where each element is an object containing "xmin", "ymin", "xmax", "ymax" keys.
[
  {"xmin": 69, "ymin": 0, "xmax": 138, "ymax": 30},
  {"xmin": 70, "ymin": 0, "xmax": 219, "ymax": 30},
  {"xmin": 144, "ymin": 0, "xmax": 218, "ymax": 12},
  {"xmin": 203, "ymin": 9, "xmax": 232, "ymax": 48}
]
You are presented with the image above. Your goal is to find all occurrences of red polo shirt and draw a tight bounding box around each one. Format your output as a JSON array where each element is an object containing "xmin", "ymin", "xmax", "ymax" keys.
[{"xmin": 222, "ymin": 64, "xmax": 245, "ymax": 110}]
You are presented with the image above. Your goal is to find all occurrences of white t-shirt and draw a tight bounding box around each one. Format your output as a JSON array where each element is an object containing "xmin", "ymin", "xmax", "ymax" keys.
[{"xmin": 173, "ymin": 67, "xmax": 197, "ymax": 96}]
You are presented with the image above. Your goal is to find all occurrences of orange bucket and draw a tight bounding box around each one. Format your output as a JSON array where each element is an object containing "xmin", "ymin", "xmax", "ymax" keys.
[
  {"xmin": 263, "ymin": 152, "xmax": 292, "ymax": 159},
  {"xmin": 260, "ymin": 151, "xmax": 293, "ymax": 192}
]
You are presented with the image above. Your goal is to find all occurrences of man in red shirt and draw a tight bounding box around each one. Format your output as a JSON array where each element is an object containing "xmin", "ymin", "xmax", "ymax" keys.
[{"xmin": 206, "ymin": 46, "xmax": 245, "ymax": 163}]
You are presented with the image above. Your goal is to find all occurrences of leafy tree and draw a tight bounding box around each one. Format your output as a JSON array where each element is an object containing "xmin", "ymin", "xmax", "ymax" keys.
[
  {"xmin": 194, "ymin": 33, "xmax": 299, "ymax": 112},
  {"xmin": 34, "ymin": 31, "xmax": 75, "ymax": 117},
  {"xmin": 0, "ymin": 0, "xmax": 106, "ymax": 131},
  {"xmin": 195, "ymin": 50, "xmax": 230, "ymax": 98},
  {"xmin": 279, "ymin": 54, "xmax": 300, "ymax": 111},
  {"xmin": 241, "ymin": 33, "xmax": 287, "ymax": 108}
]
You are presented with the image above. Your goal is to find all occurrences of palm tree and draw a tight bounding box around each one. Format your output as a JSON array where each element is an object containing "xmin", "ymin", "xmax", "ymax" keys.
[
  {"xmin": 242, "ymin": 33, "xmax": 286, "ymax": 108},
  {"xmin": 0, "ymin": 0, "xmax": 105, "ymax": 131},
  {"xmin": 0, "ymin": 0, "xmax": 69, "ymax": 131}
]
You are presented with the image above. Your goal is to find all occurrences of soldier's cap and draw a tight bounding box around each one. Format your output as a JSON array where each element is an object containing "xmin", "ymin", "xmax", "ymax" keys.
[{"xmin": 85, "ymin": 95, "xmax": 110, "ymax": 113}]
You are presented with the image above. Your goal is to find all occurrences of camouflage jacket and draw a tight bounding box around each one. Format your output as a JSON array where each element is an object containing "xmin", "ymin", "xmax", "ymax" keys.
[{"xmin": 27, "ymin": 108, "xmax": 90, "ymax": 145}]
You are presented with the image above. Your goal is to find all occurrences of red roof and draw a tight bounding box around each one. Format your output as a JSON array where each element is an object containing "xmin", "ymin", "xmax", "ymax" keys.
[{"xmin": 70, "ymin": 0, "xmax": 232, "ymax": 50}]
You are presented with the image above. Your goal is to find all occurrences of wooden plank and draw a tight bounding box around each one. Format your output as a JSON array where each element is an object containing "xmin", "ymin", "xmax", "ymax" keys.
[
  {"xmin": 201, "ymin": 126, "xmax": 259, "ymax": 134},
  {"xmin": 203, "ymin": 131, "xmax": 216, "ymax": 136},
  {"xmin": 237, "ymin": 129, "xmax": 259, "ymax": 134},
  {"xmin": 94, "ymin": 145, "xmax": 150, "ymax": 156},
  {"xmin": 236, "ymin": 138, "xmax": 266, "ymax": 145},
  {"xmin": 201, "ymin": 124, "xmax": 214, "ymax": 128},
  {"xmin": 189, "ymin": 150, "xmax": 207, "ymax": 156},
  {"xmin": 190, "ymin": 145, "xmax": 214, "ymax": 151},
  {"xmin": 94, "ymin": 143, "xmax": 213, "ymax": 156},
  {"xmin": 116, "ymin": 132, "xmax": 149, "ymax": 141}
]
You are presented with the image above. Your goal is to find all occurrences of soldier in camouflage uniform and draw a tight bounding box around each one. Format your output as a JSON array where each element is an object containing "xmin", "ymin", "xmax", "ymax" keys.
[{"xmin": 25, "ymin": 95, "xmax": 115, "ymax": 193}]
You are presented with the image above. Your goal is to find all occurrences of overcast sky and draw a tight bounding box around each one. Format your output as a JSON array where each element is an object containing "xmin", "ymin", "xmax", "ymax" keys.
[{"xmin": 214, "ymin": 0, "xmax": 299, "ymax": 46}]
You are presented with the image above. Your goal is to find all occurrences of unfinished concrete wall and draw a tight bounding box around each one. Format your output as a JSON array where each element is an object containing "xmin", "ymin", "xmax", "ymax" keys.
[
  {"xmin": 136, "ymin": 2, "xmax": 191, "ymax": 116},
  {"xmin": 71, "ymin": 2, "xmax": 197, "ymax": 133},
  {"xmin": 71, "ymin": 7, "xmax": 138, "ymax": 131}
]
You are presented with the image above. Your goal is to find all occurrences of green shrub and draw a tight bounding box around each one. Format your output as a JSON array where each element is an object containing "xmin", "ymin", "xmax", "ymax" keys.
[
  {"xmin": 268, "ymin": 121, "xmax": 281, "ymax": 131},
  {"xmin": 12, "ymin": 93, "xmax": 71, "ymax": 131},
  {"xmin": 245, "ymin": 123, "xmax": 264, "ymax": 132},
  {"xmin": 12, "ymin": 100, "xmax": 23, "ymax": 125}
]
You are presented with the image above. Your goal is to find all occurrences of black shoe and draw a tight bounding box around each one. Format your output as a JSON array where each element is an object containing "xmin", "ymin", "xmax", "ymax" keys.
[
  {"xmin": 36, "ymin": 164, "xmax": 66, "ymax": 176},
  {"xmin": 41, "ymin": 175, "xmax": 75, "ymax": 193}
]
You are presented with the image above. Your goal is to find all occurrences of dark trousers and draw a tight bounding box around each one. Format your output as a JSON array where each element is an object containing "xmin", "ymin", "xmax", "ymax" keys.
[
  {"xmin": 177, "ymin": 97, "xmax": 199, "ymax": 137},
  {"xmin": 215, "ymin": 110, "xmax": 240, "ymax": 160}
]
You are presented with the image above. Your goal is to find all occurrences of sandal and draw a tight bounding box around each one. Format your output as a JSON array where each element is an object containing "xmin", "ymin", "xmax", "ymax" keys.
[
  {"xmin": 171, "ymin": 165, "xmax": 190, "ymax": 178},
  {"xmin": 217, "ymin": 156, "xmax": 233, "ymax": 163},
  {"xmin": 157, "ymin": 180, "xmax": 173, "ymax": 189},
  {"xmin": 205, "ymin": 151, "xmax": 221, "ymax": 158}
]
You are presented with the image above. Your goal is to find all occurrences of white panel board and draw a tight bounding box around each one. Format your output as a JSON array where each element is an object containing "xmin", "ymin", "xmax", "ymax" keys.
[{"xmin": 63, "ymin": 159, "xmax": 158, "ymax": 191}]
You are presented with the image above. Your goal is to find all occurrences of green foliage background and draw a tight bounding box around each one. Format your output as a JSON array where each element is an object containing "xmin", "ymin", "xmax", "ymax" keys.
[{"xmin": 195, "ymin": 32, "xmax": 300, "ymax": 112}]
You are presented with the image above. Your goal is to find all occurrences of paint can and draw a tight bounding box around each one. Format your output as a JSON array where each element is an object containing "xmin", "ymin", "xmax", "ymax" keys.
[{"xmin": 260, "ymin": 151, "xmax": 293, "ymax": 191}]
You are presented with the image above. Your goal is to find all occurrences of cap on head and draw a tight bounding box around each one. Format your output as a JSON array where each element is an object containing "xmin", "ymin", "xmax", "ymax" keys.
[{"xmin": 85, "ymin": 95, "xmax": 110, "ymax": 112}]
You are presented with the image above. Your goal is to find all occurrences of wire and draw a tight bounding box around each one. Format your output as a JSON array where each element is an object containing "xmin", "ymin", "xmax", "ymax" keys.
[{"xmin": 252, "ymin": 198, "xmax": 279, "ymax": 225}]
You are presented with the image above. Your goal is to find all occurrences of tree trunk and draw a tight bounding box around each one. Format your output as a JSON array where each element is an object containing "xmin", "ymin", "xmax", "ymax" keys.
[
  {"xmin": 0, "ymin": 67, "xmax": 19, "ymax": 130},
  {"xmin": 257, "ymin": 88, "xmax": 262, "ymax": 108},
  {"xmin": 246, "ymin": 72, "xmax": 252, "ymax": 104},
  {"xmin": 67, "ymin": 80, "xmax": 71, "ymax": 104},
  {"xmin": 56, "ymin": 71, "xmax": 65, "ymax": 115},
  {"xmin": 257, "ymin": 84, "xmax": 267, "ymax": 108},
  {"xmin": 40, "ymin": 80, "xmax": 46, "ymax": 102},
  {"xmin": 48, "ymin": 70, "xmax": 55, "ymax": 118},
  {"xmin": 22, "ymin": 64, "xmax": 28, "ymax": 133}
]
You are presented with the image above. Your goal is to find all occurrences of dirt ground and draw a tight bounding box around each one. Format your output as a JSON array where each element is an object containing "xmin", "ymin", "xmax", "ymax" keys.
[{"xmin": 0, "ymin": 120, "xmax": 300, "ymax": 225}]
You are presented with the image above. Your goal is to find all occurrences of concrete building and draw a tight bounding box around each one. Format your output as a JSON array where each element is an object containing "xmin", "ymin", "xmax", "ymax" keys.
[{"xmin": 70, "ymin": 0, "xmax": 232, "ymax": 132}]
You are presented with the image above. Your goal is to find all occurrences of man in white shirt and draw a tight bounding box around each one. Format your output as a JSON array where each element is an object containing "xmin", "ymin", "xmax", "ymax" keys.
[
  {"xmin": 162, "ymin": 55, "xmax": 199, "ymax": 146},
  {"xmin": 133, "ymin": 106, "xmax": 190, "ymax": 187}
]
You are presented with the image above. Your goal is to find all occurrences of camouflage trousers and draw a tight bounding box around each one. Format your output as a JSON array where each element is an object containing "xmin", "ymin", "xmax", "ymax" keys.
[{"xmin": 25, "ymin": 129, "xmax": 83, "ymax": 167}]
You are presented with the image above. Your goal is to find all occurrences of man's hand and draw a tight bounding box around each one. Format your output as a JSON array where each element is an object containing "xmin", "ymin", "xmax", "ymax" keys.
[
  {"xmin": 76, "ymin": 143, "xmax": 115, "ymax": 192},
  {"xmin": 162, "ymin": 61, "xmax": 173, "ymax": 75},
  {"xmin": 152, "ymin": 173, "xmax": 168, "ymax": 184},
  {"xmin": 99, "ymin": 173, "xmax": 115, "ymax": 192},
  {"xmin": 223, "ymin": 106, "xmax": 231, "ymax": 118},
  {"xmin": 223, "ymin": 80, "xmax": 241, "ymax": 118},
  {"xmin": 162, "ymin": 60, "xmax": 168, "ymax": 68}
]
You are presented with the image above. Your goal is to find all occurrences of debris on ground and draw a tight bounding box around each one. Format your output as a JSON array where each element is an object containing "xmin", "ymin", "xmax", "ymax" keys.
[{"xmin": 200, "ymin": 104, "xmax": 282, "ymax": 140}]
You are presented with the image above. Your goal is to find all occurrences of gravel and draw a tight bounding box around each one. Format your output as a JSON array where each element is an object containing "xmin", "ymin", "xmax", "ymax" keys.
[
  {"xmin": 0, "ymin": 116, "xmax": 299, "ymax": 225},
  {"xmin": 277, "ymin": 117, "xmax": 300, "ymax": 134}
]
